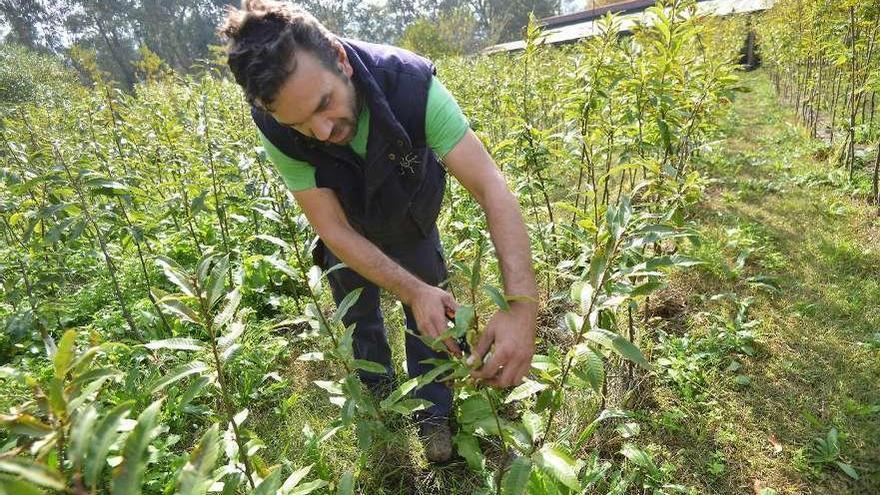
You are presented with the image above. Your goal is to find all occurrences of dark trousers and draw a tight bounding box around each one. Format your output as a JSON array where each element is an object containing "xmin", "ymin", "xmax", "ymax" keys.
[{"xmin": 319, "ymin": 227, "xmax": 454, "ymax": 420}]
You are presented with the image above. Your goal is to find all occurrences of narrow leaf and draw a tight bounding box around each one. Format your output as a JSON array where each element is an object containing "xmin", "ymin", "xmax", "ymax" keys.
[
  {"xmin": 111, "ymin": 399, "xmax": 164, "ymax": 495},
  {"xmin": 0, "ymin": 458, "xmax": 64, "ymax": 490},
  {"xmin": 69, "ymin": 406, "xmax": 99, "ymax": 469},
  {"xmin": 280, "ymin": 464, "xmax": 313, "ymax": 493},
  {"xmin": 177, "ymin": 423, "xmax": 220, "ymax": 495},
  {"xmin": 54, "ymin": 329, "xmax": 76, "ymax": 379},
  {"xmin": 144, "ymin": 338, "xmax": 204, "ymax": 352},
  {"xmin": 86, "ymin": 401, "xmax": 134, "ymax": 487},
  {"xmin": 149, "ymin": 361, "xmax": 209, "ymax": 394},
  {"xmin": 352, "ymin": 359, "xmax": 387, "ymax": 375},
  {"xmin": 333, "ymin": 288, "xmax": 363, "ymax": 324},
  {"xmin": 483, "ymin": 285, "xmax": 510, "ymax": 311},
  {"xmin": 253, "ymin": 467, "xmax": 282, "ymax": 495},
  {"xmin": 156, "ymin": 256, "xmax": 196, "ymax": 297}
]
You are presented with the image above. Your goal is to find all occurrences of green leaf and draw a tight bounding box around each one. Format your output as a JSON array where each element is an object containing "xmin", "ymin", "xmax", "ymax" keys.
[
  {"xmin": 265, "ymin": 255, "xmax": 297, "ymax": 277},
  {"xmin": 111, "ymin": 400, "xmax": 164, "ymax": 495},
  {"xmin": 314, "ymin": 380, "xmax": 344, "ymax": 395},
  {"xmin": 453, "ymin": 305, "xmax": 475, "ymax": 339},
  {"xmin": 86, "ymin": 178, "xmax": 130, "ymax": 195},
  {"xmin": 288, "ymin": 479, "xmax": 329, "ymax": 495},
  {"xmin": 69, "ymin": 406, "xmax": 99, "ymax": 469},
  {"xmin": 522, "ymin": 410, "xmax": 545, "ymax": 443},
  {"xmin": 386, "ymin": 399, "xmax": 432, "ymax": 415},
  {"xmin": 533, "ymin": 444, "xmax": 580, "ymax": 491},
  {"xmin": 565, "ymin": 312, "xmax": 584, "ymax": 334},
  {"xmin": 47, "ymin": 378, "xmax": 65, "ymax": 417},
  {"xmin": 177, "ymin": 423, "xmax": 220, "ymax": 495},
  {"xmin": 143, "ymin": 338, "xmax": 204, "ymax": 352},
  {"xmin": 336, "ymin": 471, "xmax": 354, "ymax": 495},
  {"xmin": 214, "ymin": 288, "xmax": 241, "ymax": 330},
  {"xmin": 835, "ymin": 461, "xmax": 859, "ymax": 480},
  {"xmin": 307, "ymin": 265, "xmax": 323, "ymax": 295},
  {"xmin": 610, "ymin": 335, "xmax": 651, "ymax": 370},
  {"xmin": 0, "ymin": 413, "xmax": 52, "ymax": 437},
  {"xmin": 483, "ymin": 285, "xmax": 510, "ymax": 311},
  {"xmin": 571, "ymin": 282, "xmax": 594, "ymax": 313},
  {"xmin": 253, "ymin": 234, "xmax": 291, "ymax": 251},
  {"xmin": 149, "ymin": 361, "xmax": 209, "ymax": 394},
  {"xmin": 0, "ymin": 476, "xmax": 45, "ymax": 495},
  {"xmin": 54, "ymin": 329, "xmax": 76, "ymax": 379},
  {"xmin": 179, "ymin": 375, "xmax": 210, "ymax": 411},
  {"xmin": 621, "ymin": 443, "xmax": 657, "ymax": 473},
  {"xmin": 333, "ymin": 288, "xmax": 363, "ymax": 324},
  {"xmin": 416, "ymin": 361, "xmax": 455, "ymax": 387},
  {"xmin": 156, "ymin": 256, "xmax": 196, "ymax": 297},
  {"xmin": 453, "ymin": 432, "xmax": 485, "ymax": 471},
  {"xmin": 578, "ymin": 345, "xmax": 605, "ymax": 393},
  {"xmin": 458, "ymin": 395, "xmax": 493, "ymax": 424},
  {"xmin": 253, "ymin": 467, "xmax": 282, "ymax": 495},
  {"xmin": 205, "ymin": 254, "xmax": 229, "ymax": 307},
  {"xmin": 352, "ymin": 359, "xmax": 387, "ymax": 375},
  {"xmin": 70, "ymin": 346, "xmax": 100, "ymax": 376},
  {"xmin": 630, "ymin": 281, "xmax": 667, "ymax": 297},
  {"xmin": 501, "ymin": 456, "xmax": 532, "ymax": 495},
  {"xmin": 156, "ymin": 293, "xmax": 201, "ymax": 325},
  {"xmin": 379, "ymin": 378, "xmax": 419, "ymax": 410},
  {"xmin": 280, "ymin": 464, "xmax": 313, "ymax": 493},
  {"xmin": 0, "ymin": 458, "xmax": 64, "ymax": 490},
  {"xmin": 86, "ymin": 401, "xmax": 134, "ymax": 488},
  {"xmin": 504, "ymin": 379, "xmax": 548, "ymax": 404}
]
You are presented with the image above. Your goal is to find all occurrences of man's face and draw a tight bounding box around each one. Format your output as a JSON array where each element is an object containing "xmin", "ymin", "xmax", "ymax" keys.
[{"xmin": 268, "ymin": 46, "xmax": 359, "ymax": 145}]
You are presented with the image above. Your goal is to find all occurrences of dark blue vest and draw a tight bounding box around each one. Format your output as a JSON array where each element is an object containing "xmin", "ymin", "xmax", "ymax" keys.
[{"xmin": 252, "ymin": 39, "xmax": 446, "ymax": 247}]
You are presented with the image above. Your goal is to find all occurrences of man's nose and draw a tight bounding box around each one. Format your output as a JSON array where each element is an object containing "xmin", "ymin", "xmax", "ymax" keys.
[{"xmin": 312, "ymin": 117, "xmax": 333, "ymax": 141}]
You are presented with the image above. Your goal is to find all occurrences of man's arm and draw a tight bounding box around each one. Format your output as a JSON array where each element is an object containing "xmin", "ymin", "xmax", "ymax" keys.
[
  {"xmin": 442, "ymin": 129, "xmax": 538, "ymax": 388},
  {"xmin": 293, "ymin": 187, "xmax": 462, "ymax": 355}
]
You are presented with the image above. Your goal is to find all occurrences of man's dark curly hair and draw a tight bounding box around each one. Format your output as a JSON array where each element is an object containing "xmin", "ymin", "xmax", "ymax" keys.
[{"xmin": 218, "ymin": 0, "xmax": 341, "ymax": 111}]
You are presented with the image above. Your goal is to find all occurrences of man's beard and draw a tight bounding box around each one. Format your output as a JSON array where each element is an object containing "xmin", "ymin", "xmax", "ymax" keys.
[{"xmin": 331, "ymin": 74, "xmax": 362, "ymax": 145}]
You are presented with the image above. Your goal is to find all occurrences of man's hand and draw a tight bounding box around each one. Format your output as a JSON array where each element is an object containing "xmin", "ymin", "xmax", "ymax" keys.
[
  {"xmin": 471, "ymin": 302, "xmax": 537, "ymax": 388},
  {"xmin": 407, "ymin": 284, "xmax": 462, "ymax": 356}
]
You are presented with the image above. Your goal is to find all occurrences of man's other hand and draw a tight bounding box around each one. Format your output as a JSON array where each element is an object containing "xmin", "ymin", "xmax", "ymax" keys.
[
  {"xmin": 409, "ymin": 284, "xmax": 461, "ymax": 356},
  {"xmin": 470, "ymin": 302, "xmax": 537, "ymax": 388}
]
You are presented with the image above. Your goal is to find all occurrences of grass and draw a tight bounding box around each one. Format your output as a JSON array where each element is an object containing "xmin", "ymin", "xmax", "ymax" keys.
[{"xmin": 637, "ymin": 70, "xmax": 880, "ymax": 494}]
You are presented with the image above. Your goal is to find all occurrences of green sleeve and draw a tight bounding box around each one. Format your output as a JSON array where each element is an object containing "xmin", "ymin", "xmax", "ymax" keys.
[
  {"xmin": 258, "ymin": 130, "xmax": 317, "ymax": 191},
  {"xmin": 425, "ymin": 76, "xmax": 470, "ymax": 159}
]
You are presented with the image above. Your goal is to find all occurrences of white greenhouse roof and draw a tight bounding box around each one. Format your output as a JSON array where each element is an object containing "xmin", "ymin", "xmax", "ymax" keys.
[{"xmin": 484, "ymin": 0, "xmax": 776, "ymax": 54}]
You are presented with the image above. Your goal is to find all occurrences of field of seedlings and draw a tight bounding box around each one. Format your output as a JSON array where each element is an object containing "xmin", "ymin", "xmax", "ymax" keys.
[{"xmin": 1, "ymin": 0, "xmax": 878, "ymax": 494}]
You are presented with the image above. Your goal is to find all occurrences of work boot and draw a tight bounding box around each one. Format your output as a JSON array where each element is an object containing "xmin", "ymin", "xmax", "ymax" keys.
[{"xmin": 417, "ymin": 418, "xmax": 453, "ymax": 463}]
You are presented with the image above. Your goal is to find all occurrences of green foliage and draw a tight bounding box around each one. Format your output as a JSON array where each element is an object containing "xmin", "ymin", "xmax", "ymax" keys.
[
  {"xmin": 398, "ymin": 7, "xmax": 479, "ymax": 59},
  {"xmin": 0, "ymin": 44, "xmax": 79, "ymax": 110},
  {"xmin": 0, "ymin": 0, "xmax": 752, "ymax": 492}
]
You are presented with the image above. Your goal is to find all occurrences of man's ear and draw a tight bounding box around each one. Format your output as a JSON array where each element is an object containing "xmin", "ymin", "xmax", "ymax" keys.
[{"xmin": 333, "ymin": 40, "xmax": 353, "ymax": 77}]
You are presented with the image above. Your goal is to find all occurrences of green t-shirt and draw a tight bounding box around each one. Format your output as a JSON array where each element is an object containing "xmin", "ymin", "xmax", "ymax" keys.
[{"xmin": 259, "ymin": 76, "xmax": 469, "ymax": 192}]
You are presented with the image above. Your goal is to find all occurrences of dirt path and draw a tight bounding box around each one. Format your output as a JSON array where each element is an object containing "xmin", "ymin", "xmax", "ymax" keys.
[{"xmin": 643, "ymin": 72, "xmax": 880, "ymax": 494}]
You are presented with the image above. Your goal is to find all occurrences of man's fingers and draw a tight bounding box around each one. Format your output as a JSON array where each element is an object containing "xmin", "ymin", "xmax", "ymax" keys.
[
  {"xmin": 473, "ymin": 327, "xmax": 495, "ymax": 361},
  {"xmin": 443, "ymin": 337, "xmax": 462, "ymax": 356},
  {"xmin": 428, "ymin": 313, "xmax": 461, "ymax": 356},
  {"xmin": 472, "ymin": 350, "xmax": 504, "ymax": 380},
  {"xmin": 498, "ymin": 362, "xmax": 524, "ymax": 388},
  {"xmin": 442, "ymin": 292, "xmax": 458, "ymax": 312}
]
